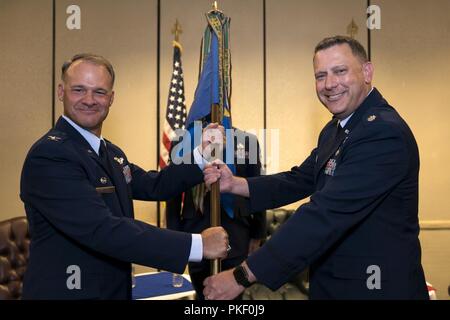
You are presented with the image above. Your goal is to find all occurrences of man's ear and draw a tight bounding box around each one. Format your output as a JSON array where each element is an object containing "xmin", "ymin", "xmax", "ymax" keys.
[
  {"xmin": 57, "ymin": 83, "xmax": 64, "ymax": 101},
  {"xmin": 109, "ymin": 91, "xmax": 115, "ymax": 106},
  {"xmin": 363, "ymin": 62, "xmax": 374, "ymax": 84}
]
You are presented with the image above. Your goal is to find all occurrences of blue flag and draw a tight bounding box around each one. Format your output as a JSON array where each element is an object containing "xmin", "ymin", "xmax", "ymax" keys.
[{"xmin": 186, "ymin": 11, "xmax": 235, "ymax": 218}]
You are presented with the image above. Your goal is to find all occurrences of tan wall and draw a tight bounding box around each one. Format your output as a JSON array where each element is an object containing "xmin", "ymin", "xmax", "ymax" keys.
[
  {"xmin": 266, "ymin": 0, "xmax": 368, "ymax": 211},
  {"xmin": 1, "ymin": 0, "xmax": 448, "ymax": 299},
  {"xmin": 0, "ymin": 0, "xmax": 53, "ymax": 220},
  {"xmin": 372, "ymin": 0, "xmax": 450, "ymax": 222},
  {"xmin": 372, "ymin": 0, "xmax": 450, "ymax": 299},
  {"xmin": 420, "ymin": 229, "xmax": 450, "ymax": 300},
  {"xmin": 161, "ymin": 0, "xmax": 264, "ymax": 133},
  {"xmin": 54, "ymin": 0, "xmax": 158, "ymax": 224}
]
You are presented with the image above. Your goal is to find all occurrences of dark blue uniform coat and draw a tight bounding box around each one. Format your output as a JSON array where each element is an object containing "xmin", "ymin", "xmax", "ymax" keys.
[
  {"xmin": 246, "ymin": 89, "xmax": 428, "ymax": 299},
  {"xmin": 20, "ymin": 117, "xmax": 203, "ymax": 299}
]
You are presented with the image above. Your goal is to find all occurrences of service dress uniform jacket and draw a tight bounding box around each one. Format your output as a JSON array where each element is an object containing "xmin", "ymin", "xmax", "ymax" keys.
[
  {"xmin": 20, "ymin": 117, "xmax": 203, "ymax": 299},
  {"xmin": 245, "ymin": 88, "xmax": 428, "ymax": 299}
]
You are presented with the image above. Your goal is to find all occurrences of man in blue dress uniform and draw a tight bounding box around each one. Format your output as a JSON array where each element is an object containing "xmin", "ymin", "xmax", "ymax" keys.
[
  {"xmin": 20, "ymin": 53, "xmax": 229, "ymax": 299},
  {"xmin": 203, "ymin": 36, "xmax": 428, "ymax": 300}
]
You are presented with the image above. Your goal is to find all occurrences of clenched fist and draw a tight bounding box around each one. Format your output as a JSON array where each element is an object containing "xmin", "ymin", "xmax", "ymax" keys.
[{"xmin": 201, "ymin": 227, "xmax": 229, "ymax": 259}]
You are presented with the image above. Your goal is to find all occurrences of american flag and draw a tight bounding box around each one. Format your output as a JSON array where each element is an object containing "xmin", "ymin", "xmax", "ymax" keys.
[{"xmin": 159, "ymin": 41, "xmax": 187, "ymax": 169}]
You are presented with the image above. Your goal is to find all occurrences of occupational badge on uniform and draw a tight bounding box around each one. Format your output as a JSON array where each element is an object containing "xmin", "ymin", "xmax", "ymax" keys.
[
  {"xmin": 114, "ymin": 157, "xmax": 124, "ymax": 165},
  {"xmin": 122, "ymin": 165, "xmax": 132, "ymax": 184},
  {"xmin": 324, "ymin": 159, "xmax": 337, "ymax": 176},
  {"xmin": 47, "ymin": 135, "xmax": 61, "ymax": 141},
  {"xmin": 100, "ymin": 177, "xmax": 108, "ymax": 184},
  {"xmin": 367, "ymin": 115, "xmax": 377, "ymax": 122},
  {"xmin": 236, "ymin": 143, "xmax": 245, "ymax": 159}
]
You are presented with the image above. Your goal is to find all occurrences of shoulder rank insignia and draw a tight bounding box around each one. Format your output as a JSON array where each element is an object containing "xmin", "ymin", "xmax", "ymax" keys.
[
  {"xmin": 367, "ymin": 115, "xmax": 377, "ymax": 122},
  {"xmin": 114, "ymin": 157, "xmax": 124, "ymax": 165},
  {"xmin": 47, "ymin": 135, "xmax": 61, "ymax": 141}
]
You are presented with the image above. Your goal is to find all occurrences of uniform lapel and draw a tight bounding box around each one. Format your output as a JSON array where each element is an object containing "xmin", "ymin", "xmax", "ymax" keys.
[
  {"xmin": 55, "ymin": 118, "xmax": 112, "ymax": 176},
  {"xmin": 54, "ymin": 117, "xmax": 131, "ymax": 216},
  {"xmin": 314, "ymin": 88, "xmax": 384, "ymax": 180},
  {"xmin": 315, "ymin": 119, "xmax": 346, "ymax": 178}
]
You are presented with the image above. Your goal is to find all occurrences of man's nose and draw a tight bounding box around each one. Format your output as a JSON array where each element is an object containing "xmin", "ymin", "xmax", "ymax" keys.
[
  {"xmin": 324, "ymin": 74, "xmax": 338, "ymax": 90},
  {"xmin": 82, "ymin": 91, "xmax": 96, "ymax": 106}
]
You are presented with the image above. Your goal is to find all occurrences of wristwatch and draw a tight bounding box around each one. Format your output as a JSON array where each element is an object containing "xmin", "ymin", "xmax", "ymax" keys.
[{"xmin": 233, "ymin": 265, "xmax": 252, "ymax": 288}]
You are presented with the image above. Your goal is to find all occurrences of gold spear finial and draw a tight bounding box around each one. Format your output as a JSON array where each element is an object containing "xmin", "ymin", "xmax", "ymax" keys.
[
  {"xmin": 171, "ymin": 19, "xmax": 182, "ymax": 42},
  {"xmin": 347, "ymin": 18, "xmax": 359, "ymax": 39},
  {"xmin": 210, "ymin": 1, "xmax": 222, "ymax": 13}
]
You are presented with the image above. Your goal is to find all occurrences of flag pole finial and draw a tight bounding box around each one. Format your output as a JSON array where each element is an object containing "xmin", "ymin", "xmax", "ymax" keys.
[
  {"xmin": 172, "ymin": 19, "xmax": 182, "ymax": 42},
  {"xmin": 347, "ymin": 18, "xmax": 359, "ymax": 39},
  {"xmin": 210, "ymin": 1, "xmax": 222, "ymax": 13}
]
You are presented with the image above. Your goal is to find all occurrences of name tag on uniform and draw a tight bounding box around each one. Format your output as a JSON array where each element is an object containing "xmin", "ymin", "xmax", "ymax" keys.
[
  {"xmin": 324, "ymin": 159, "xmax": 337, "ymax": 176},
  {"xmin": 96, "ymin": 186, "xmax": 116, "ymax": 194},
  {"xmin": 123, "ymin": 165, "xmax": 132, "ymax": 184}
]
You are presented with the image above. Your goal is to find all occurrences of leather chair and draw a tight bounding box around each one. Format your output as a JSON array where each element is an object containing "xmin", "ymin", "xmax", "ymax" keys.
[
  {"xmin": 0, "ymin": 217, "xmax": 29, "ymax": 300},
  {"xmin": 243, "ymin": 209, "xmax": 309, "ymax": 300}
]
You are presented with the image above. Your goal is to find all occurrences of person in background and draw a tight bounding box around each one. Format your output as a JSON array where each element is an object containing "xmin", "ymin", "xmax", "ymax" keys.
[{"xmin": 166, "ymin": 128, "xmax": 266, "ymax": 299}]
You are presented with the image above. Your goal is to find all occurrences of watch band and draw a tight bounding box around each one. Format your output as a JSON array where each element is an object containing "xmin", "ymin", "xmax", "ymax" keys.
[{"xmin": 233, "ymin": 265, "xmax": 252, "ymax": 288}]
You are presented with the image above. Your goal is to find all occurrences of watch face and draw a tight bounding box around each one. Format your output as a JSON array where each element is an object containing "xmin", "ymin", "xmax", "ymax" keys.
[{"xmin": 233, "ymin": 266, "xmax": 251, "ymax": 288}]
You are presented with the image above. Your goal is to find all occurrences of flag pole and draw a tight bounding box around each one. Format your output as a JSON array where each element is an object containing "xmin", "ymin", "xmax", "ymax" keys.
[
  {"xmin": 210, "ymin": 103, "xmax": 221, "ymax": 275},
  {"xmin": 210, "ymin": 0, "xmax": 221, "ymax": 275},
  {"xmin": 172, "ymin": 19, "xmax": 182, "ymax": 43}
]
